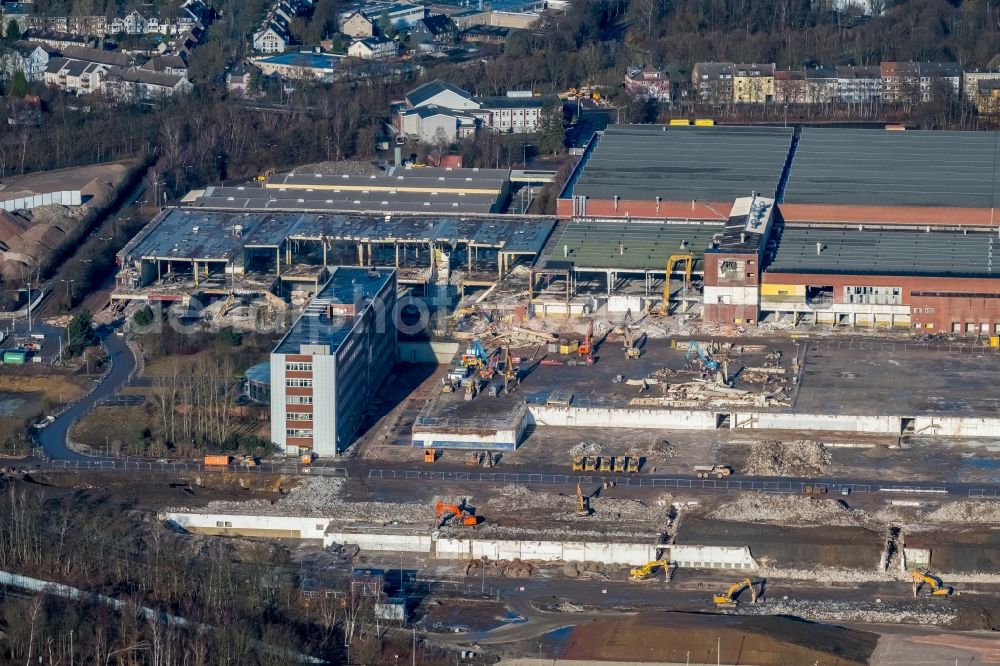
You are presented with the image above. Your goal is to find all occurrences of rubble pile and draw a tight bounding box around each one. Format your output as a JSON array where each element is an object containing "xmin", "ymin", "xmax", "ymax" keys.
[
  {"xmin": 710, "ymin": 493, "xmax": 858, "ymax": 526},
  {"xmin": 485, "ymin": 485, "xmax": 669, "ymax": 524},
  {"xmin": 740, "ymin": 598, "xmax": 956, "ymax": 626},
  {"xmin": 741, "ymin": 439, "xmax": 832, "ymax": 476},
  {"xmin": 626, "ymin": 439, "xmax": 677, "ymax": 464},
  {"xmin": 926, "ymin": 501, "xmax": 1000, "ymax": 524},
  {"xmin": 465, "ymin": 557, "xmax": 535, "ymax": 578},
  {"xmin": 570, "ymin": 441, "xmax": 604, "ymax": 457},
  {"xmin": 174, "ymin": 477, "xmax": 434, "ymax": 523}
]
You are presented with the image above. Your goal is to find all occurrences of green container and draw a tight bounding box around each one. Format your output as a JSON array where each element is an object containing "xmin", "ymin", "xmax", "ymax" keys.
[{"xmin": 3, "ymin": 350, "xmax": 27, "ymax": 364}]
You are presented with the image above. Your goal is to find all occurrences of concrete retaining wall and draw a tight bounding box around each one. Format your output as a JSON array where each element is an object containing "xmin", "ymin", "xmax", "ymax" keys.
[
  {"xmin": 435, "ymin": 538, "xmax": 656, "ymax": 565},
  {"xmin": 162, "ymin": 512, "xmax": 330, "ymax": 540},
  {"xmin": 733, "ymin": 412, "xmax": 902, "ymax": 433},
  {"xmin": 397, "ymin": 341, "xmax": 460, "ymax": 364},
  {"xmin": 913, "ymin": 416, "xmax": 1000, "ymax": 437},
  {"xmin": 1, "ymin": 190, "xmax": 82, "ymax": 211},
  {"xmin": 326, "ymin": 532, "xmax": 432, "ymax": 552},
  {"xmin": 669, "ymin": 545, "xmax": 757, "ymax": 569},
  {"xmin": 530, "ymin": 405, "xmax": 719, "ymax": 429}
]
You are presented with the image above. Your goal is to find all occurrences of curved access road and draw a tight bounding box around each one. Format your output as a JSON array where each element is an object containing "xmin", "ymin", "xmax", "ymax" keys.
[{"xmin": 34, "ymin": 327, "xmax": 136, "ymax": 461}]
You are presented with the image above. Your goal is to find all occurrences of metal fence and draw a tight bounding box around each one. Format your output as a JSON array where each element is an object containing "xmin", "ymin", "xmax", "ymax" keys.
[{"xmin": 44, "ymin": 459, "xmax": 349, "ymax": 477}]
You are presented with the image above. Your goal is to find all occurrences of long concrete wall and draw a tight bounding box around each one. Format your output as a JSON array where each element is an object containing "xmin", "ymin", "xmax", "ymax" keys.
[
  {"xmin": 530, "ymin": 405, "xmax": 719, "ymax": 429},
  {"xmin": 435, "ymin": 538, "xmax": 656, "ymax": 565},
  {"xmin": 669, "ymin": 545, "xmax": 757, "ymax": 569}
]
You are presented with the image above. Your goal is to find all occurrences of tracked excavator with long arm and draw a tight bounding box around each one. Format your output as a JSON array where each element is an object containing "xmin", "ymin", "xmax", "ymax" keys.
[
  {"xmin": 713, "ymin": 578, "xmax": 762, "ymax": 608},
  {"xmin": 912, "ymin": 570, "xmax": 952, "ymax": 598}
]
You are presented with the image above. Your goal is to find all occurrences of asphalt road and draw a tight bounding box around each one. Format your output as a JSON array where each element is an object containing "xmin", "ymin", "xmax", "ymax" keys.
[{"xmin": 33, "ymin": 327, "xmax": 136, "ymax": 461}]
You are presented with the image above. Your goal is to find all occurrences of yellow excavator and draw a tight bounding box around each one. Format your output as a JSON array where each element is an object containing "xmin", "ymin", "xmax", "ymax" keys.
[
  {"xmin": 629, "ymin": 559, "xmax": 669, "ymax": 581},
  {"xmin": 713, "ymin": 578, "xmax": 761, "ymax": 608},
  {"xmin": 661, "ymin": 253, "xmax": 694, "ymax": 315},
  {"xmin": 912, "ymin": 569, "xmax": 952, "ymax": 598},
  {"xmin": 575, "ymin": 481, "xmax": 591, "ymax": 517}
]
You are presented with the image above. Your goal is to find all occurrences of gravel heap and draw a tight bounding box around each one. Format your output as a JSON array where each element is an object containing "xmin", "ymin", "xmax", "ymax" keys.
[
  {"xmin": 626, "ymin": 439, "xmax": 677, "ymax": 464},
  {"xmin": 926, "ymin": 501, "xmax": 1000, "ymax": 524},
  {"xmin": 740, "ymin": 598, "xmax": 956, "ymax": 626},
  {"xmin": 741, "ymin": 440, "xmax": 832, "ymax": 476},
  {"xmin": 709, "ymin": 493, "xmax": 860, "ymax": 526},
  {"xmin": 570, "ymin": 441, "xmax": 604, "ymax": 457}
]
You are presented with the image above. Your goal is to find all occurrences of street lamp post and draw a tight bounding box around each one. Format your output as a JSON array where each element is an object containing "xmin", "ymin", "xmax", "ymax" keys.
[{"xmin": 522, "ymin": 143, "xmax": 531, "ymax": 168}]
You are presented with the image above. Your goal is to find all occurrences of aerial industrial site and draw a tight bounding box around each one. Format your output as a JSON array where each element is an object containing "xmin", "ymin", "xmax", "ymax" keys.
[{"xmin": 5, "ymin": 123, "xmax": 1000, "ymax": 664}]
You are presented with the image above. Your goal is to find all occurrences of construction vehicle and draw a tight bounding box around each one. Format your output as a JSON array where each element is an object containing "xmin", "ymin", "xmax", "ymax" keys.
[
  {"xmin": 501, "ymin": 346, "xmax": 519, "ymax": 393},
  {"xmin": 695, "ymin": 464, "xmax": 732, "ymax": 479},
  {"xmin": 559, "ymin": 339, "xmax": 579, "ymax": 355},
  {"xmin": 803, "ymin": 484, "xmax": 828, "ymax": 496},
  {"xmin": 424, "ymin": 448, "xmax": 436, "ymax": 463},
  {"xmin": 255, "ymin": 168, "xmax": 274, "ymax": 183},
  {"xmin": 626, "ymin": 457, "xmax": 640, "ymax": 474},
  {"xmin": 441, "ymin": 378, "xmax": 457, "ymax": 393},
  {"xmin": 614, "ymin": 456, "xmax": 626, "ymax": 473},
  {"xmin": 464, "ymin": 379, "xmax": 478, "ymax": 401},
  {"xmin": 480, "ymin": 354, "xmax": 499, "ymax": 379},
  {"xmin": 713, "ymin": 578, "xmax": 761, "ymax": 608},
  {"xmin": 236, "ymin": 455, "xmax": 258, "ymax": 467},
  {"xmin": 623, "ymin": 326, "xmax": 641, "ymax": 359},
  {"xmin": 466, "ymin": 452, "xmax": 481, "ymax": 466},
  {"xmin": 599, "ymin": 456, "xmax": 612, "ymax": 473},
  {"xmin": 576, "ymin": 482, "xmax": 591, "ymax": 517},
  {"xmin": 435, "ymin": 500, "xmax": 480, "ymax": 527},
  {"xmin": 661, "ymin": 253, "xmax": 695, "ymax": 314},
  {"xmin": 578, "ymin": 321, "xmax": 594, "ymax": 356},
  {"xmin": 912, "ymin": 570, "xmax": 952, "ymax": 598},
  {"xmin": 629, "ymin": 559, "xmax": 669, "ymax": 581},
  {"xmin": 300, "ymin": 451, "xmax": 314, "ymax": 465},
  {"xmin": 685, "ymin": 341, "xmax": 719, "ymax": 372},
  {"xmin": 584, "ymin": 456, "xmax": 598, "ymax": 472},
  {"xmin": 572, "ymin": 456, "xmax": 585, "ymax": 472},
  {"xmin": 461, "ymin": 339, "xmax": 490, "ymax": 370}
]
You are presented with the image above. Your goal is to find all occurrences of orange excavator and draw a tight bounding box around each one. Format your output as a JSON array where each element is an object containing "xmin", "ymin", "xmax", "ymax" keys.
[
  {"xmin": 578, "ymin": 320, "xmax": 594, "ymax": 356},
  {"xmin": 435, "ymin": 500, "xmax": 481, "ymax": 528}
]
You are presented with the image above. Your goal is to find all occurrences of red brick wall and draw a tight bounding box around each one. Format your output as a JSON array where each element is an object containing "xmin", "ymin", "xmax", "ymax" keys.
[
  {"xmin": 703, "ymin": 303, "xmax": 759, "ymax": 324},
  {"xmin": 778, "ymin": 203, "xmax": 997, "ymax": 226},
  {"xmin": 703, "ymin": 252, "xmax": 761, "ymax": 287},
  {"xmin": 762, "ymin": 271, "xmax": 1000, "ymax": 330}
]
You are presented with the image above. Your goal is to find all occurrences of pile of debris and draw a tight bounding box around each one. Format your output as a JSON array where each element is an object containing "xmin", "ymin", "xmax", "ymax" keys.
[
  {"xmin": 562, "ymin": 561, "xmax": 613, "ymax": 580},
  {"xmin": 173, "ymin": 477, "xmax": 434, "ymax": 524},
  {"xmin": 484, "ymin": 485, "xmax": 669, "ymax": 524},
  {"xmin": 626, "ymin": 439, "xmax": 677, "ymax": 464},
  {"xmin": 464, "ymin": 557, "xmax": 535, "ymax": 578},
  {"xmin": 740, "ymin": 598, "xmax": 956, "ymax": 626},
  {"xmin": 741, "ymin": 439, "xmax": 831, "ymax": 476},
  {"xmin": 709, "ymin": 493, "xmax": 858, "ymax": 526},
  {"xmin": 570, "ymin": 441, "xmax": 604, "ymax": 457},
  {"xmin": 926, "ymin": 501, "xmax": 1000, "ymax": 524}
]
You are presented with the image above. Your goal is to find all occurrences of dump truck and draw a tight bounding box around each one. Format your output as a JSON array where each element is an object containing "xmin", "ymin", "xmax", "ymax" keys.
[
  {"xmin": 613, "ymin": 456, "xmax": 626, "ymax": 473},
  {"xmin": 424, "ymin": 448, "xmax": 436, "ymax": 463},
  {"xmin": 204, "ymin": 455, "xmax": 231, "ymax": 466},
  {"xmin": 572, "ymin": 456, "xmax": 585, "ymax": 472},
  {"xmin": 599, "ymin": 456, "xmax": 612, "ymax": 473},
  {"xmin": 584, "ymin": 456, "xmax": 598, "ymax": 472},
  {"xmin": 626, "ymin": 457, "xmax": 640, "ymax": 474},
  {"xmin": 695, "ymin": 464, "xmax": 732, "ymax": 479}
]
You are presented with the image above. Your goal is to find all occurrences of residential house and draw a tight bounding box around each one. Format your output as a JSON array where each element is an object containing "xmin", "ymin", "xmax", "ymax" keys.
[
  {"xmin": 108, "ymin": 17, "xmax": 126, "ymax": 34},
  {"xmin": 60, "ymin": 46, "xmax": 130, "ymax": 69},
  {"xmin": 1, "ymin": 42, "xmax": 53, "ymax": 82},
  {"xmin": 803, "ymin": 66, "xmax": 838, "ymax": 104},
  {"xmin": 102, "ymin": 68, "xmax": 193, "ymax": 100},
  {"xmin": 733, "ymin": 63, "xmax": 775, "ymax": 103},
  {"xmin": 122, "ymin": 10, "xmax": 148, "ymax": 35},
  {"xmin": 461, "ymin": 24, "xmax": 510, "ymax": 44},
  {"xmin": 836, "ymin": 65, "xmax": 881, "ymax": 104},
  {"xmin": 44, "ymin": 58, "xmax": 110, "ymax": 94},
  {"xmin": 347, "ymin": 37, "xmax": 399, "ymax": 60},
  {"xmin": 253, "ymin": 24, "xmax": 289, "ymax": 53},
  {"xmin": 409, "ymin": 14, "xmax": 452, "ymax": 44},
  {"xmin": 141, "ymin": 54, "xmax": 188, "ymax": 77},
  {"xmin": 962, "ymin": 69, "xmax": 1000, "ymax": 104},
  {"xmin": 773, "ymin": 69, "xmax": 806, "ymax": 104},
  {"xmin": 226, "ymin": 64, "xmax": 251, "ymax": 95},
  {"xmin": 398, "ymin": 80, "xmax": 557, "ymax": 140},
  {"xmin": 399, "ymin": 105, "xmax": 476, "ymax": 142},
  {"xmin": 975, "ymin": 79, "xmax": 1000, "ymax": 115},
  {"xmin": 341, "ymin": 12, "xmax": 375, "ymax": 37},
  {"xmin": 66, "ymin": 15, "xmax": 108, "ymax": 36},
  {"xmin": 691, "ymin": 62, "xmax": 734, "ymax": 104},
  {"xmin": 917, "ymin": 61, "xmax": 960, "ymax": 101},
  {"xmin": 21, "ymin": 30, "xmax": 90, "ymax": 50},
  {"xmin": 624, "ymin": 64, "xmax": 671, "ymax": 102},
  {"xmin": 881, "ymin": 61, "xmax": 921, "ymax": 104}
]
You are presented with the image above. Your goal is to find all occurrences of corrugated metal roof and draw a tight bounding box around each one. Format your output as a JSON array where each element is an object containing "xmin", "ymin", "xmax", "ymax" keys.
[
  {"xmin": 545, "ymin": 219, "xmax": 724, "ymax": 271},
  {"xmin": 566, "ymin": 125, "xmax": 794, "ymax": 203},
  {"xmin": 768, "ymin": 225, "xmax": 1000, "ymax": 277},
  {"xmin": 783, "ymin": 128, "xmax": 1000, "ymax": 209}
]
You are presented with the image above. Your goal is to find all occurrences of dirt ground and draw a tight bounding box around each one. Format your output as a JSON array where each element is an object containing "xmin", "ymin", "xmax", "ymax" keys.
[
  {"xmin": 554, "ymin": 612, "xmax": 877, "ymax": 665},
  {"xmin": 0, "ymin": 366, "xmax": 92, "ymax": 421}
]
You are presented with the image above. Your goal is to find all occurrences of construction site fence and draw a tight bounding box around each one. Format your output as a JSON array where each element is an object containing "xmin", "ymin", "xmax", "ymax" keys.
[
  {"xmin": 366, "ymin": 469, "xmax": 963, "ymax": 496},
  {"xmin": 807, "ymin": 340, "xmax": 1000, "ymax": 354},
  {"xmin": 41, "ymin": 460, "xmax": 349, "ymax": 477}
]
